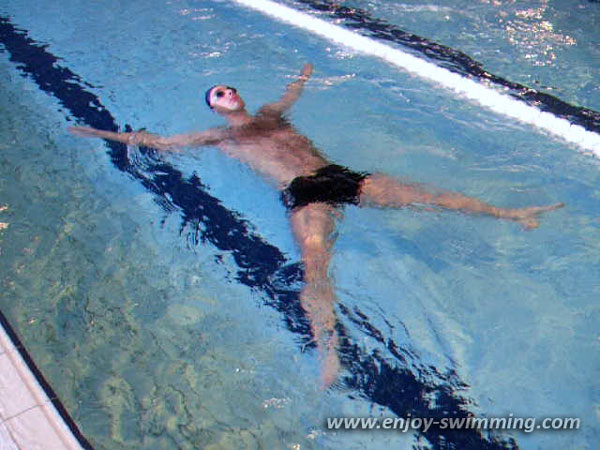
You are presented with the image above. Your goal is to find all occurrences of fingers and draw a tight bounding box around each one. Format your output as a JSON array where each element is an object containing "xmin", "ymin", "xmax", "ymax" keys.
[
  {"xmin": 68, "ymin": 126, "xmax": 101, "ymax": 138},
  {"xmin": 524, "ymin": 203, "xmax": 565, "ymax": 217},
  {"xmin": 301, "ymin": 63, "xmax": 314, "ymax": 79},
  {"xmin": 519, "ymin": 217, "xmax": 540, "ymax": 230},
  {"xmin": 515, "ymin": 202, "xmax": 564, "ymax": 230},
  {"xmin": 542, "ymin": 202, "xmax": 565, "ymax": 212}
]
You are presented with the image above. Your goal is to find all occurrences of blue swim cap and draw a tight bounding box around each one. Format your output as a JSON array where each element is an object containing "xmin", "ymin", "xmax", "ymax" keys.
[{"xmin": 205, "ymin": 85, "xmax": 217, "ymax": 109}]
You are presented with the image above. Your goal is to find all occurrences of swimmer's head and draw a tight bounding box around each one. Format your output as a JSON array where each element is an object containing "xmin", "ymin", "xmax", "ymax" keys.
[{"xmin": 205, "ymin": 85, "xmax": 245, "ymax": 113}]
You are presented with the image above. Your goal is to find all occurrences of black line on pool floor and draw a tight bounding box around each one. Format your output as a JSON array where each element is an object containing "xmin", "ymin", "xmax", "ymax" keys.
[
  {"xmin": 0, "ymin": 16, "xmax": 518, "ymax": 450},
  {"xmin": 294, "ymin": 0, "xmax": 600, "ymax": 134}
]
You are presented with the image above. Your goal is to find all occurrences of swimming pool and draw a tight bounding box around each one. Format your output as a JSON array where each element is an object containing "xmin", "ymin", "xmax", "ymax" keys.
[{"xmin": 0, "ymin": 0, "xmax": 598, "ymax": 449}]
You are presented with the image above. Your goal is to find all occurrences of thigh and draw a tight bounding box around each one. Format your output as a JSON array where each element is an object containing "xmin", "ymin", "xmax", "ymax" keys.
[{"xmin": 359, "ymin": 173, "xmax": 434, "ymax": 207}]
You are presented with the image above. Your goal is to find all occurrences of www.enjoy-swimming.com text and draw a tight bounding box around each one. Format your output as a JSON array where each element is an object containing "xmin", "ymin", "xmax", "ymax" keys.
[{"xmin": 326, "ymin": 414, "xmax": 580, "ymax": 433}]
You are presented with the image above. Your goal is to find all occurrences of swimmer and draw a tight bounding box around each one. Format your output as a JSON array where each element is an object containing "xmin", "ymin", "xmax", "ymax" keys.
[{"xmin": 70, "ymin": 63, "xmax": 563, "ymax": 387}]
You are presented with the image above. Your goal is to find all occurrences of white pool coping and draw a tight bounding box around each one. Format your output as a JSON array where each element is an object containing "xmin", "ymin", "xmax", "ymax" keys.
[
  {"xmin": 0, "ymin": 321, "xmax": 85, "ymax": 450},
  {"xmin": 232, "ymin": 0, "xmax": 600, "ymax": 158}
]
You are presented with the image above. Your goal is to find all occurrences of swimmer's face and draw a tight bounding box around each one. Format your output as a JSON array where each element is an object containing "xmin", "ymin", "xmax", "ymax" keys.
[{"xmin": 207, "ymin": 85, "xmax": 245, "ymax": 113}]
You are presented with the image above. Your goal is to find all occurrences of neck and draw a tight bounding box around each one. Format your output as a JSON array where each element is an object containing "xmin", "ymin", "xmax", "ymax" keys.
[{"xmin": 223, "ymin": 109, "xmax": 252, "ymax": 127}]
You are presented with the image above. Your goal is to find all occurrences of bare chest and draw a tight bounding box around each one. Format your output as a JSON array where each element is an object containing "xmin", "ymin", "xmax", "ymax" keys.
[{"xmin": 219, "ymin": 125, "xmax": 328, "ymax": 186}]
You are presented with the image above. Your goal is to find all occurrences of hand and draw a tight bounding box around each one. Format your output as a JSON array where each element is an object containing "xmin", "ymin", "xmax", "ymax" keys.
[
  {"xmin": 300, "ymin": 63, "xmax": 314, "ymax": 80},
  {"xmin": 68, "ymin": 126, "xmax": 105, "ymax": 138},
  {"xmin": 69, "ymin": 125, "xmax": 176, "ymax": 152}
]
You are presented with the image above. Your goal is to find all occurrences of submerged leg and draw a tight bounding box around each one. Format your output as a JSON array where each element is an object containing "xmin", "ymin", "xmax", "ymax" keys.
[
  {"xmin": 290, "ymin": 203, "xmax": 341, "ymax": 387},
  {"xmin": 360, "ymin": 173, "xmax": 563, "ymax": 229}
]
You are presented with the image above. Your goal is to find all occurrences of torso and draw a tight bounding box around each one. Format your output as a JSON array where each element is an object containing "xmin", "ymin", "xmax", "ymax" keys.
[{"xmin": 217, "ymin": 111, "xmax": 330, "ymax": 188}]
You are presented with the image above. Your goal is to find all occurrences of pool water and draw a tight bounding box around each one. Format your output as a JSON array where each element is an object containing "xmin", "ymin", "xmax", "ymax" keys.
[{"xmin": 0, "ymin": 1, "xmax": 598, "ymax": 449}]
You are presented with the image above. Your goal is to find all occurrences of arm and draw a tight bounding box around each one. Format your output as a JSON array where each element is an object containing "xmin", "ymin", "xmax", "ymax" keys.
[
  {"xmin": 258, "ymin": 63, "xmax": 313, "ymax": 115},
  {"xmin": 68, "ymin": 126, "xmax": 225, "ymax": 152}
]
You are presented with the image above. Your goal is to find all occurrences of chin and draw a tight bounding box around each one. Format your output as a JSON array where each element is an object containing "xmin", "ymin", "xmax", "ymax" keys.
[{"xmin": 224, "ymin": 104, "xmax": 244, "ymax": 113}]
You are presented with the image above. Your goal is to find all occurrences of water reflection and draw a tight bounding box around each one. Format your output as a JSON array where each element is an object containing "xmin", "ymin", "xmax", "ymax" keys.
[{"xmin": 490, "ymin": 0, "xmax": 577, "ymax": 67}]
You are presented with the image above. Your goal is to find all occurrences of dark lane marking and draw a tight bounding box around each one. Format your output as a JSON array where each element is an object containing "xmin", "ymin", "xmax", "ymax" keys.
[
  {"xmin": 294, "ymin": 0, "xmax": 600, "ymax": 134},
  {"xmin": 0, "ymin": 16, "xmax": 517, "ymax": 450}
]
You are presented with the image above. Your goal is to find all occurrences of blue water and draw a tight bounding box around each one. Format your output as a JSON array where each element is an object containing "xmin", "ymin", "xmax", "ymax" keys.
[{"xmin": 0, "ymin": 1, "xmax": 598, "ymax": 449}]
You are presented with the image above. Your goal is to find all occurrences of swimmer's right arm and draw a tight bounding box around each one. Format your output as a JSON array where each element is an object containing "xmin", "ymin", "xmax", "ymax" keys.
[{"xmin": 69, "ymin": 126, "xmax": 225, "ymax": 151}]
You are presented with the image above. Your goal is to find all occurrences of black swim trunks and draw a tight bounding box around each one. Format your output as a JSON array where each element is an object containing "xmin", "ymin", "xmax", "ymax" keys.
[{"xmin": 281, "ymin": 164, "xmax": 370, "ymax": 211}]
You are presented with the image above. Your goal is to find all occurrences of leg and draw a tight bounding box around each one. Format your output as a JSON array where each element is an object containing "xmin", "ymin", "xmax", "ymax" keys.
[
  {"xmin": 360, "ymin": 174, "xmax": 563, "ymax": 229},
  {"xmin": 290, "ymin": 203, "xmax": 341, "ymax": 387}
]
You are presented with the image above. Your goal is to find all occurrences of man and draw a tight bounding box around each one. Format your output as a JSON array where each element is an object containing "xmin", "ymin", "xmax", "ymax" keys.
[{"xmin": 70, "ymin": 64, "xmax": 563, "ymax": 386}]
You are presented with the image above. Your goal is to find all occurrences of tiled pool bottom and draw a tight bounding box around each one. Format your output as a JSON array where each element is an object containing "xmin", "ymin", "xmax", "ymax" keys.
[{"xmin": 0, "ymin": 318, "xmax": 85, "ymax": 450}]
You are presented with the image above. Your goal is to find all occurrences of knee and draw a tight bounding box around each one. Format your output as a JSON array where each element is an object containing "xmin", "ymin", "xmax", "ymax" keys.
[{"xmin": 301, "ymin": 233, "xmax": 327, "ymax": 252}]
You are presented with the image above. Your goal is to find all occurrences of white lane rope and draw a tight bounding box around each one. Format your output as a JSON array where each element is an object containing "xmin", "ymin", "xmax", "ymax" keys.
[{"xmin": 230, "ymin": 0, "xmax": 600, "ymax": 157}]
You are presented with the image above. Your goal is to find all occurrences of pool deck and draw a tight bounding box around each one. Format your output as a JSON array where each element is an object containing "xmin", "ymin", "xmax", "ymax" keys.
[{"xmin": 0, "ymin": 321, "xmax": 85, "ymax": 450}]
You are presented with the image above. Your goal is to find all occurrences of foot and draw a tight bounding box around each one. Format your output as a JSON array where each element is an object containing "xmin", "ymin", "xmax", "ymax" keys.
[
  {"xmin": 300, "ymin": 283, "xmax": 341, "ymax": 388},
  {"xmin": 317, "ymin": 329, "xmax": 341, "ymax": 389},
  {"xmin": 504, "ymin": 202, "xmax": 565, "ymax": 229}
]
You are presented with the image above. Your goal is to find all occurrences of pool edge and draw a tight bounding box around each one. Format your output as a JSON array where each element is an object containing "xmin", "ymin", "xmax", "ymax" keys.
[{"xmin": 0, "ymin": 310, "xmax": 93, "ymax": 450}]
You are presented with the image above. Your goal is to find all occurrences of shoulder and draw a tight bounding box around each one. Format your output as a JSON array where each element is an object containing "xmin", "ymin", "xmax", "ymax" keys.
[
  {"xmin": 256, "ymin": 104, "xmax": 285, "ymax": 118},
  {"xmin": 255, "ymin": 108, "xmax": 293, "ymax": 129}
]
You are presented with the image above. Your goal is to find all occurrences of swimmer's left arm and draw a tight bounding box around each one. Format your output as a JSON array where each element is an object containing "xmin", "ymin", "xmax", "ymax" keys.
[
  {"xmin": 69, "ymin": 126, "xmax": 226, "ymax": 151},
  {"xmin": 259, "ymin": 63, "xmax": 313, "ymax": 114}
]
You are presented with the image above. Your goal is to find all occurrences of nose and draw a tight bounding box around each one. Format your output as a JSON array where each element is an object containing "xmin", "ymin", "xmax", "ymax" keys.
[{"xmin": 228, "ymin": 90, "xmax": 239, "ymax": 102}]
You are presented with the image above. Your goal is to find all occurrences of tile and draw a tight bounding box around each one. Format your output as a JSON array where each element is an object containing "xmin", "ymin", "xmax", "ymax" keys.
[
  {"xmin": 0, "ymin": 420, "xmax": 19, "ymax": 450},
  {"xmin": 0, "ymin": 326, "xmax": 82, "ymax": 449},
  {"xmin": 39, "ymin": 401, "xmax": 83, "ymax": 450},
  {"xmin": 0, "ymin": 328, "xmax": 53, "ymax": 410},
  {"xmin": 0, "ymin": 326, "xmax": 13, "ymax": 356},
  {"xmin": 5, "ymin": 407, "xmax": 72, "ymax": 450},
  {"xmin": 0, "ymin": 353, "xmax": 38, "ymax": 420}
]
